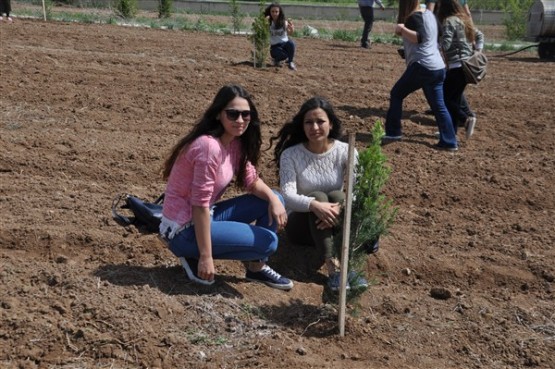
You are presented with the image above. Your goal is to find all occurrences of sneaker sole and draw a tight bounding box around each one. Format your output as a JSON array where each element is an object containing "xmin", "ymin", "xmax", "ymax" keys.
[
  {"xmin": 179, "ymin": 257, "xmax": 215, "ymax": 286},
  {"xmin": 246, "ymin": 276, "xmax": 294, "ymax": 290}
]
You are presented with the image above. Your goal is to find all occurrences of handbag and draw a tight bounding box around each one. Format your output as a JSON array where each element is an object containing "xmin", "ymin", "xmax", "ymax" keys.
[
  {"xmin": 462, "ymin": 50, "xmax": 488, "ymax": 84},
  {"xmin": 453, "ymin": 24, "xmax": 488, "ymax": 84},
  {"xmin": 111, "ymin": 193, "xmax": 164, "ymax": 233}
]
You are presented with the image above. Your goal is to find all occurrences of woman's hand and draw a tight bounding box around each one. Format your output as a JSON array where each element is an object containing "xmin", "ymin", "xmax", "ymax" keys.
[
  {"xmin": 395, "ymin": 23, "xmax": 404, "ymax": 37},
  {"xmin": 310, "ymin": 200, "xmax": 341, "ymax": 230},
  {"xmin": 269, "ymin": 195, "xmax": 288, "ymax": 230},
  {"xmin": 197, "ymin": 255, "xmax": 215, "ymax": 282}
]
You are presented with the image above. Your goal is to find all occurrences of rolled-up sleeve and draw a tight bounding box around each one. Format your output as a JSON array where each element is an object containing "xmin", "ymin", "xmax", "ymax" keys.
[{"xmin": 188, "ymin": 137, "xmax": 220, "ymax": 207}]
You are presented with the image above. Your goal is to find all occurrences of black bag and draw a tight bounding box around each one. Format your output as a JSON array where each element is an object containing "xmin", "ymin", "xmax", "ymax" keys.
[
  {"xmin": 462, "ymin": 51, "xmax": 488, "ymax": 84},
  {"xmin": 112, "ymin": 193, "xmax": 164, "ymax": 233}
]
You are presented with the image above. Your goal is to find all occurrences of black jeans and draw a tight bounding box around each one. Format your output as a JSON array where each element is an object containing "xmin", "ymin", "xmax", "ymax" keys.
[
  {"xmin": 444, "ymin": 67, "xmax": 472, "ymax": 132},
  {"xmin": 359, "ymin": 6, "xmax": 375, "ymax": 47},
  {"xmin": 285, "ymin": 190, "xmax": 345, "ymax": 260}
]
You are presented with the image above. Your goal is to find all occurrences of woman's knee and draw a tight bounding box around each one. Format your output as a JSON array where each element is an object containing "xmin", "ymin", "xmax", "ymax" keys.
[
  {"xmin": 328, "ymin": 190, "xmax": 345, "ymax": 203},
  {"xmin": 309, "ymin": 191, "xmax": 328, "ymax": 202}
]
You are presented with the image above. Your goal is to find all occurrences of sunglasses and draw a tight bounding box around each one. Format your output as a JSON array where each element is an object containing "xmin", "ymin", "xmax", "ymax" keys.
[{"xmin": 224, "ymin": 109, "xmax": 251, "ymax": 121}]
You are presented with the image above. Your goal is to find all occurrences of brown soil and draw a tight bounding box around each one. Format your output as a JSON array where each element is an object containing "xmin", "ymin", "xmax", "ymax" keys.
[{"xmin": 1, "ymin": 9, "xmax": 554, "ymax": 369}]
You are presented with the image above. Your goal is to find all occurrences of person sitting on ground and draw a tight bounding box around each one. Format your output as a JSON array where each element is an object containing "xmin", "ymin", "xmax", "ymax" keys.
[
  {"xmin": 270, "ymin": 97, "xmax": 367, "ymax": 291},
  {"xmin": 438, "ymin": 0, "xmax": 484, "ymax": 139},
  {"xmin": 265, "ymin": 3, "xmax": 297, "ymax": 71},
  {"xmin": 383, "ymin": 0, "xmax": 458, "ymax": 152},
  {"xmin": 160, "ymin": 84, "xmax": 293, "ymax": 290}
]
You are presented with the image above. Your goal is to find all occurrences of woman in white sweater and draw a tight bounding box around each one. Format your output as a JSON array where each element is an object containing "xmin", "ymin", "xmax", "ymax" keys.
[{"xmin": 271, "ymin": 97, "xmax": 366, "ymax": 291}]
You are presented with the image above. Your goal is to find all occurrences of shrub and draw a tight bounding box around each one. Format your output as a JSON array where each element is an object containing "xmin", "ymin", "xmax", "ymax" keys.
[
  {"xmin": 249, "ymin": 0, "xmax": 270, "ymax": 68},
  {"xmin": 503, "ymin": 0, "xmax": 534, "ymax": 40},
  {"xmin": 334, "ymin": 121, "xmax": 397, "ymax": 275},
  {"xmin": 229, "ymin": 0, "xmax": 244, "ymax": 34},
  {"xmin": 158, "ymin": 0, "xmax": 172, "ymax": 19},
  {"xmin": 115, "ymin": 0, "xmax": 137, "ymax": 19}
]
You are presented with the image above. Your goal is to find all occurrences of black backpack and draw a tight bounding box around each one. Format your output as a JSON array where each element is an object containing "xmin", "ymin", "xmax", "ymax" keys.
[{"xmin": 111, "ymin": 193, "xmax": 164, "ymax": 233}]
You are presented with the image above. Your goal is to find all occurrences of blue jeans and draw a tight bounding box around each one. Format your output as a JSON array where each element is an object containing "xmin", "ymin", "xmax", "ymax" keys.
[
  {"xmin": 386, "ymin": 62, "xmax": 458, "ymax": 148},
  {"xmin": 270, "ymin": 41, "xmax": 296, "ymax": 63},
  {"xmin": 168, "ymin": 192, "xmax": 283, "ymax": 261}
]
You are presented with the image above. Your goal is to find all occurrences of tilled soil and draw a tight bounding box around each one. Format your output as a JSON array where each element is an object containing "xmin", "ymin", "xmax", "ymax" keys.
[{"xmin": 1, "ymin": 11, "xmax": 554, "ymax": 369}]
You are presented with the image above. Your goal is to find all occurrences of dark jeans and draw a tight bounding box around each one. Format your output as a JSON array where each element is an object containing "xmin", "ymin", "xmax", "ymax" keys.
[
  {"xmin": 285, "ymin": 190, "xmax": 345, "ymax": 260},
  {"xmin": 444, "ymin": 66, "xmax": 472, "ymax": 133},
  {"xmin": 270, "ymin": 40, "xmax": 296, "ymax": 63},
  {"xmin": 386, "ymin": 62, "xmax": 457, "ymax": 148},
  {"xmin": 359, "ymin": 5, "xmax": 375, "ymax": 47}
]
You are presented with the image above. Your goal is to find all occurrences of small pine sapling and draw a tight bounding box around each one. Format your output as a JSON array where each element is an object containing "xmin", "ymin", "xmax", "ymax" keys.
[
  {"xmin": 248, "ymin": 0, "xmax": 270, "ymax": 68},
  {"xmin": 350, "ymin": 120, "xmax": 397, "ymax": 269},
  {"xmin": 229, "ymin": 0, "xmax": 244, "ymax": 34}
]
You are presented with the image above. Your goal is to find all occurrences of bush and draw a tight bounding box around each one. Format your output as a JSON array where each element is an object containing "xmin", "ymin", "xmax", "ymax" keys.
[
  {"xmin": 335, "ymin": 121, "xmax": 397, "ymax": 274},
  {"xmin": 503, "ymin": 0, "xmax": 534, "ymax": 40},
  {"xmin": 115, "ymin": 0, "xmax": 137, "ymax": 19},
  {"xmin": 249, "ymin": 0, "xmax": 270, "ymax": 68},
  {"xmin": 158, "ymin": 0, "xmax": 172, "ymax": 19},
  {"xmin": 229, "ymin": 0, "xmax": 244, "ymax": 34}
]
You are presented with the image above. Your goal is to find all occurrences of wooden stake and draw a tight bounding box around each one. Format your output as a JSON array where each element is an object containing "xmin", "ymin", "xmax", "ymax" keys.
[
  {"xmin": 42, "ymin": 0, "xmax": 47, "ymax": 21},
  {"xmin": 338, "ymin": 132, "xmax": 356, "ymax": 337}
]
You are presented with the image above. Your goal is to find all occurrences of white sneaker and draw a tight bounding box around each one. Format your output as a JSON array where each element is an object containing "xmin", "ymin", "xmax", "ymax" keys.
[{"xmin": 465, "ymin": 116, "xmax": 477, "ymax": 139}]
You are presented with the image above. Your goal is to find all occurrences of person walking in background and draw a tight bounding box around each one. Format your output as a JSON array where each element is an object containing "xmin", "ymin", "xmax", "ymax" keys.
[
  {"xmin": 383, "ymin": 0, "xmax": 458, "ymax": 152},
  {"xmin": 160, "ymin": 84, "xmax": 293, "ymax": 290},
  {"xmin": 270, "ymin": 97, "xmax": 368, "ymax": 291},
  {"xmin": 358, "ymin": 0, "xmax": 385, "ymax": 49},
  {"xmin": 265, "ymin": 3, "xmax": 297, "ymax": 71},
  {"xmin": 438, "ymin": 0, "xmax": 484, "ymax": 139},
  {"xmin": 0, "ymin": 0, "xmax": 13, "ymax": 22}
]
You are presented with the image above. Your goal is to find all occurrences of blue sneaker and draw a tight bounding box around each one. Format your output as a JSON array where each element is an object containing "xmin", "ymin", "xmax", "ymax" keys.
[
  {"xmin": 179, "ymin": 257, "xmax": 215, "ymax": 286},
  {"xmin": 348, "ymin": 271, "xmax": 369, "ymax": 290},
  {"xmin": 327, "ymin": 272, "xmax": 350, "ymax": 292},
  {"xmin": 246, "ymin": 265, "xmax": 294, "ymax": 290}
]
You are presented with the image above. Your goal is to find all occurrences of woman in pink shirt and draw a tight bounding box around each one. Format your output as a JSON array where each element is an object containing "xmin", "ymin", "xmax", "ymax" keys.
[{"xmin": 160, "ymin": 84, "xmax": 293, "ymax": 290}]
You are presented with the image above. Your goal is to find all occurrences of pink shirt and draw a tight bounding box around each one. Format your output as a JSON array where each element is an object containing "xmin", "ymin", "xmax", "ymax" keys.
[{"xmin": 162, "ymin": 135, "xmax": 258, "ymax": 227}]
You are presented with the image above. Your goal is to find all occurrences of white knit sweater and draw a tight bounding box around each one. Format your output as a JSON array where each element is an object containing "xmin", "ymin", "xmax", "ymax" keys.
[{"xmin": 279, "ymin": 140, "xmax": 357, "ymax": 212}]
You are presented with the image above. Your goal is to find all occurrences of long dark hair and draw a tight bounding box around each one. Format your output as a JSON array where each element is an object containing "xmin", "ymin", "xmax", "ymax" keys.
[
  {"xmin": 162, "ymin": 84, "xmax": 261, "ymax": 189},
  {"xmin": 264, "ymin": 3, "xmax": 286, "ymax": 29},
  {"xmin": 397, "ymin": 0, "xmax": 419, "ymax": 23},
  {"xmin": 270, "ymin": 97, "xmax": 343, "ymax": 172},
  {"xmin": 437, "ymin": 0, "xmax": 476, "ymax": 42}
]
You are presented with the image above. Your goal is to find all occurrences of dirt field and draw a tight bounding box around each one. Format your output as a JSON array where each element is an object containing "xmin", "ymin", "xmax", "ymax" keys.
[{"xmin": 1, "ymin": 10, "xmax": 554, "ymax": 369}]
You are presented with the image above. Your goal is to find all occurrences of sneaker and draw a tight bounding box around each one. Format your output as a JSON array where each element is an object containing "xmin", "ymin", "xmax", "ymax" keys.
[
  {"xmin": 348, "ymin": 271, "xmax": 369, "ymax": 290},
  {"xmin": 246, "ymin": 265, "xmax": 293, "ymax": 290},
  {"xmin": 362, "ymin": 238, "xmax": 380, "ymax": 254},
  {"xmin": 272, "ymin": 59, "xmax": 283, "ymax": 68},
  {"xmin": 288, "ymin": 62, "xmax": 297, "ymax": 71},
  {"xmin": 179, "ymin": 257, "xmax": 215, "ymax": 286},
  {"xmin": 7, "ymin": 17, "xmax": 12, "ymax": 22},
  {"xmin": 465, "ymin": 116, "xmax": 476, "ymax": 139},
  {"xmin": 434, "ymin": 142, "xmax": 458, "ymax": 152},
  {"xmin": 327, "ymin": 272, "xmax": 350, "ymax": 292},
  {"xmin": 361, "ymin": 43, "xmax": 371, "ymax": 49},
  {"xmin": 381, "ymin": 135, "xmax": 402, "ymax": 145}
]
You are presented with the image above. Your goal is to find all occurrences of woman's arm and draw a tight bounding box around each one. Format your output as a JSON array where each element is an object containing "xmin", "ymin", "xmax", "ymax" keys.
[
  {"xmin": 396, "ymin": 23, "xmax": 419, "ymax": 44},
  {"xmin": 286, "ymin": 19, "xmax": 294, "ymax": 34},
  {"xmin": 192, "ymin": 205, "xmax": 215, "ymax": 281},
  {"xmin": 250, "ymin": 178, "xmax": 287, "ymax": 229}
]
